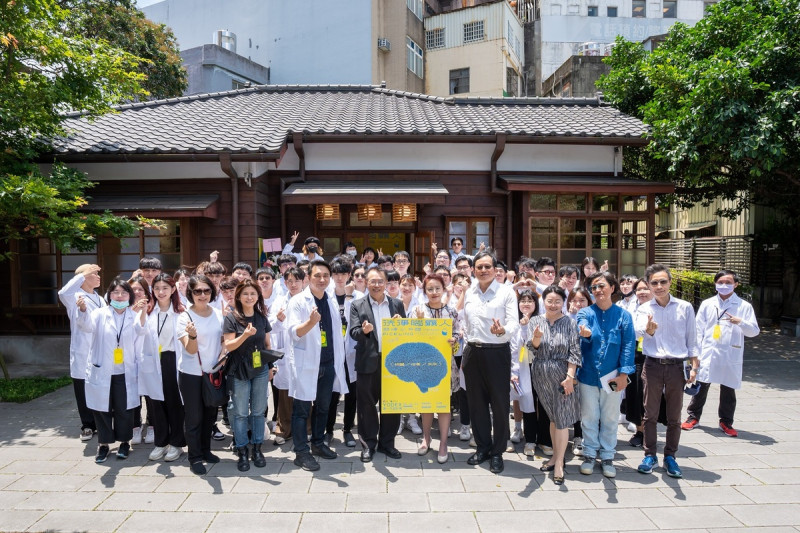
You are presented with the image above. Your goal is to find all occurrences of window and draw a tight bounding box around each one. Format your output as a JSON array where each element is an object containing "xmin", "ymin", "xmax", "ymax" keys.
[
  {"xmin": 448, "ymin": 218, "xmax": 492, "ymax": 255},
  {"xmin": 663, "ymin": 0, "xmax": 677, "ymax": 18},
  {"xmin": 407, "ymin": 0, "xmax": 423, "ymax": 20},
  {"xmin": 607, "ymin": 6, "xmax": 618, "ymax": 17},
  {"xmin": 449, "ymin": 68, "xmax": 469, "ymax": 94},
  {"xmin": 463, "ymin": 20, "xmax": 485, "ymax": 43},
  {"xmin": 506, "ymin": 21, "xmax": 522, "ymax": 60},
  {"xmin": 426, "ymin": 28, "xmax": 445, "ymax": 49},
  {"xmin": 587, "ymin": 5, "xmax": 598, "ymax": 16},
  {"xmin": 406, "ymin": 37, "xmax": 423, "ymax": 78},
  {"xmin": 632, "ymin": 0, "xmax": 646, "ymax": 17}
]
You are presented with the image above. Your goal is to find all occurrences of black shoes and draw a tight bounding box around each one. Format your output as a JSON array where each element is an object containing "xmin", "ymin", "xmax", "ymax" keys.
[
  {"xmin": 294, "ymin": 452, "xmax": 320, "ymax": 471},
  {"xmin": 95, "ymin": 445, "xmax": 110, "ymax": 463},
  {"xmin": 252, "ymin": 444, "xmax": 266, "ymax": 468},
  {"xmin": 467, "ymin": 452, "xmax": 490, "ymax": 466},
  {"xmin": 360, "ymin": 448, "xmax": 374, "ymax": 463},
  {"xmin": 237, "ymin": 446, "xmax": 250, "ymax": 472},
  {"xmin": 116, "ymin": 442, "xmax": 130, "ymax": 460},
  {"xmin": 629, "ymin": 431, "xmax": 644, "ymax": 447},
  {"xmin": 377, "ymin": 445, "xmax": 402, "ymax": 459},
  {"xmin": 489, "ymin": 456, "xmax": 504, "ymax": 474},
  {"xmin": 203, "ymin": 452, "xmax": 220, "ymax": 464},
  {"xmin": 190, "ymin": 461, "xmax": 207, "ymax": 475},
  {"xmin": 311, "ymin": 444, "xmax": 338, "ymax": 460},
  {"xmin": 343, "ymin": 431, "xmax": 357, "ymax": 448}
]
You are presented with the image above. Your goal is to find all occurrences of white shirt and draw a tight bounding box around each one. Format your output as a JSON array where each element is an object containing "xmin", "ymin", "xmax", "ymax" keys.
[
  {"xmin": 635, "ymin": 295, "xmax": 699, "ymax": 359},
  {"xmin": 369, "ymin": 294, "xmax": 391, "ymax": 353},
  {"xmin": 177, "ymin": 308, "xmax": 223, "ymax": 375},
  {"xmin": 463, "ymin": 279, "xmax": 520, "ymax": 344}
]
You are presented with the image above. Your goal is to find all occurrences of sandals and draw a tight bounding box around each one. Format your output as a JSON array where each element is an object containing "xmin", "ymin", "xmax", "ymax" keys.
[{"xmin": 540, "ymin": 463, "xmax": 556, "ymax": 472}]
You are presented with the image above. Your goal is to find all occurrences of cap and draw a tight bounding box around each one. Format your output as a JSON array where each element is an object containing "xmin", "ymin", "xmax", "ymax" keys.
[
  {"xmin": 684, "ymin": 381, "xmax": 701, "ymax": 396},
  {"xmin": 304, "ymin": 237, "xmax": 321, "ymax": 246}
]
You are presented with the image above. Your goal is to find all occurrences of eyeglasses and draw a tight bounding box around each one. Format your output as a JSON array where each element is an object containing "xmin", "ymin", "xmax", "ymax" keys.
[
  {"xmin": 368, "ymin": 279, "xmax": 386, "ymax": 286},
  {"xmin": 192, "ymin": 288, "xmax": 212, "ymax": 295},
  {"xmin": 386, "ymin": 281, "xmax": 399, "ymax": 287},
  {"xmin": 353, "ymin": 273, "xmax": 365, "ymax": 278},
  {"xmin": 109, "ymin": 290, "xmax": 128, "ymax": 296},
  {"xmin": 650, "ymin": 280, "xmax": 670, "ymax": 286},
  {"xmin": 589, "ymin": 283, "xmax": 608, "ymax": 291},
  {"xmin": 538, "ymin": 270, "xmax": 556, "ymax": 276},
  {"xmin": 395, "ymin": 259, "xmax": 409, "ymax": 265},
  {"xmin": 475, "ymin": 265, "xmax": 494, "ymax": 271}
]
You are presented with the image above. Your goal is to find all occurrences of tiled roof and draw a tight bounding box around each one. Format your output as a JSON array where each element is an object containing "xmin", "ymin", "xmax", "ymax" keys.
[{"xmin": 52, "ymin": 85, "xmax": 648, "ymax": 157}]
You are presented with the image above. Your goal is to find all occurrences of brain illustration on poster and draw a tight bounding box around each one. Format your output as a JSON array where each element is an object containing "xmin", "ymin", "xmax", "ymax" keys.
[{"xmin": 385, "ymin": 342, "xmax": 448, "ymax": 393}]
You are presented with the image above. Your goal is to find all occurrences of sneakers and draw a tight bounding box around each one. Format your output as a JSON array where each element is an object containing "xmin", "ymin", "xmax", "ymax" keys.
[
  {"xmin": 95, "ymin": 445, "xmax": 110, "ymax": 463},
  {"xmin": 190, "ymin": 461, "xmax": 207, "ymax": 475},
  {"xmin": 80, "ymin": 428, "xmax": 94, "ymax": 442},
  {"xmin": 629, "ymin": 431, "xmax": 643, "ymax": 447},
  {"xmin": 343, "ymin": 431, "xmax": 357, "ymax": 447},
  {"xmin": 131, "ymin": 427, "xmax": 142, "ymax": 444},
  {"xmin": 681, "ymin": 417, "xmax": 699, "ymax": 431},
  {"xmin": 311, "ymin": 444, "xmax": 338, "ymax": 460},
  {"xmin": 459, "ymin": 425, "xmax": 471, "ymax": 441},
  {"xmin": 323, "ymin": 432, "xmax": 333, "ymax": 447},
  {"xmin": 164, "ymin": 445, "xmax": 182, "ymax": 462},
  {"xmin": 505, "ymin": 440, "xmax": 515, "ymax": 453},
  {"xmin": 664, "ymin": 455, "xmax": 683, "ymax": 478},
  {"xmin": 264, "ymin": 421, "xmax": 271, "ymax": 441},
  {"xmin": 510, "ymin": 427, "xmax": 523, "ymax": 444},
  {"xmin": 116, "ymin": 442, "xmax": 130, "ymax": 460},
  {"xmin": 572, "ymin": 437, "xmax": 584, "ymax": 457},
  {"xmin": 211, "ymin": 424, "xmax": 225, "ymax": 441},
  {"xmin": 149, "ymin": 446, "xmax": 166, "ymax": 461},
  {"xmin": 523, "ymin": 443, "xmax": 536, "ymax": 457},
  {"xmin": 638, "ymin": 454, "xmax": 657, "ymax": 474},
  {"xmin": 144, "ymin": 426, "xmax": 155, "ymax": 444},
  {"xmin": 626, "ymin": 422, "xmax": 637, "ymax": 433},
  {"xmin": 294, "ymin": 452, "xmax": 320, "ymax": 471},
  {"xmin": 539, "ymin": 444, "xmax": 554, "ymax": 456},
  {"xmin": 407, "ymin": 416, "xmax": 423, "ymax": 435},
  {"xmin": 719, "ymin": 422, "xmax": 738, "ymax": 437},
  {"xmin": 601, "ymin": 459, "xmax": 616, "ymax": 478},
  {"xmin": 274, "ymin": 434, "xmax": 286, "ymax": 445},
  {"xmin": 580, "ymin": 457, "xmax": 595, "ymax": 475}
]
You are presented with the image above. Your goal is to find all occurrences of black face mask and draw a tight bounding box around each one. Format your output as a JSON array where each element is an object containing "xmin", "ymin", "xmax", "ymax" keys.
[
  {"xmin": 307, "ymin": 245, "xmax": 318, "ymax": 254},
  {"xmin": 622, "ymin": 289, "xmax": 634, "ymax": 298}
]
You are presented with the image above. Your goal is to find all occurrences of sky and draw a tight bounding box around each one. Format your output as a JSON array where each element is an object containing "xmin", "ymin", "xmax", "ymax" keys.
[{"xmin": 135, "ymin": 0, "xmax": 162, "ymax": 7}]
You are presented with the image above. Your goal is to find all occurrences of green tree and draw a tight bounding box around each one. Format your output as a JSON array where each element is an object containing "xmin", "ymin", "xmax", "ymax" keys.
[{"xmin": 0, "ymin": 0, "xmax": 158, "ymax": 259}]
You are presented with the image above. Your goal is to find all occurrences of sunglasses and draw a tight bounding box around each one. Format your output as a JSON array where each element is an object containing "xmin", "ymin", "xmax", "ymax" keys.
[
  {"xmin": 590, "ymin": 284, "xmax": 608, "ymax": 291},
  {"xmin": 353, "ymin": 273, "xmax": 365, "ymax": 278},
  {"xmin": 192, "ymin": 288, "xmax": 212, "ymax": 295}
]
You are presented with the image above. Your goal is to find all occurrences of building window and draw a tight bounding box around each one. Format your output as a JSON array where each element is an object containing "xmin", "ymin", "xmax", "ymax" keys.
[
  {"xmin": 663, "ymin": 0, "xmax": 677, "ymax": 18},
  {"xmin": 632, "ymin": 0, "xmax": 646, "ymax": 17},
  {"xmin": 463, "ymin": 20, "xmax": 485, "ymax": 43},
  {"xmin": 607, "ymin": 6, "xmax": 618, "ymax": 17},
  {"xmin": 587, "ymin": 5, "xmax": 598, "ymax": 16},
  {"xmin": 426, "ymin": 28, "xmax": 445, "ymax": 49},
  {"xmin": 506, "ymin": 21, "xmax": 522, "ymax": 60},
  {"xmin": 232, "ymin": 80, "xmax": 248, "ymax": 90},
  {"xmin": 407, "ymin": 0, "xmax": 423, "ymax": 20},
  {"xmin": 449, "ymin": 68, "xmax": 469, "ymax": 94},
  {"xmin": 406, "ymin": 37, "xmax": 423, "ymax": 78},
  {"xmin": 505, "ymin": 67, "xmax": 519, "ymax": 97},
  {"xmin": 448, "ymin": 218, "xmax": 492, "ymax": 255}
]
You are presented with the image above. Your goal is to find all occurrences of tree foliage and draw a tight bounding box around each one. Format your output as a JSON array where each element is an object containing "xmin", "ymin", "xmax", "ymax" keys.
[{"xmin": 598, "ymin": 0, "xmax": 800, "ymax": 248}]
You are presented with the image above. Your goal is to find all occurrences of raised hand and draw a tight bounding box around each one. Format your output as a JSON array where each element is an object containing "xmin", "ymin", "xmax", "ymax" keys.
[
  {"xmin": 415, "ymin": 307, "xmax": 425, "ymax": 319},
  {"xmin": 132, "ymin": 298, "xmax": 147, "ymax": 312},
  {"xmin": 276, "ymin": 307, "xmax": 286, "ymax": 322},
  {"xmin": 185, "ymin": 321, "xmax": 197, "ymax": 338},
  {"xmin": 210, "ymin": 250, "xmax": 219, "ymax": 263},
  {"xmin": 506, "ymin": 271, "xmax": 516, "ymax": 283},
  {"xmin": 289, "ymin": 231, "xmax": 299, "ymax": 245},
  {"xmin": 362, "ymin": 320, "xmax": 374, "ymax": 335},
  {"xmin": 533, "ymin": 325, "xmax": 544, "ymax": 339},
  {"xmin": 76, "ymin": 295, "xmax": 87, "ymax": 313},
  {"xmin": 490, "ymin": 318, "xmax": 505, "ymax": 336},
  {"xmin": 601, "ymin": 260, "xmax": 609, "ymax": 272},
  {"xmin": 578, "ymin": 324, "xmax": 592, "ymax": 338},
  {"xmin": 520, "ymin": 311, "xmax": 532, "ymax": 326},
  {"xmin": 431, "ymin": 242, "xmax": 438, "ymax": 252},
  {"xmin": 243, "ymin": 322, "xmax": 256, "ymax": 337},
  {"xmin": 309, "ymin": 306, "xmax": 321, "ymax": 324},
  {"xmin": 646, "ymin": 314, "xmax": 658, "ymax": 335},
  {"xmin": 345, "ymin": 281, "xmax": 355, "ymax": 295}
]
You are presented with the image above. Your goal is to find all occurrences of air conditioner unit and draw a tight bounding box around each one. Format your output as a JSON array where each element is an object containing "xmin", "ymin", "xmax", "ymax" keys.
[{"xmin": 377, "ymin": 38, "xmax": 391, "ymax": 52}]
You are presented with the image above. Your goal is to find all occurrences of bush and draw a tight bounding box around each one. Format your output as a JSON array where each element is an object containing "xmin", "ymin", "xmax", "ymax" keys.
[
  {"xmin": 671, "ymin": 270, "xmax": 754, "ymax": 308},
  {"xmin": 0, "ymin": 376, "xmax": 72, "ymax": 403}
]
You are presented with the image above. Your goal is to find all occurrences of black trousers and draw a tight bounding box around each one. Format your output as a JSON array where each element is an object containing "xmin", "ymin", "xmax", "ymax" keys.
[
  {"xmin": 179, "ymin": 372, "xmax": 217, "ymax": 464},
  {"xmin": 687, "ymin": 381, "xmax": 737, "ymax": 426},
  {"xmin": 624, "ymin": 352, "xmax": 646, "ymax": 426},
  {"xmin": 529, "ymin": 388, "xmax": 553, "ymax": 447},
  {"xmin": 269, "ymin": 382, "xmax": 279, "ymax": 420},
  {"xmin": 462, "ymin": 343, "xmax": 511, "ymax": 457},
  {"xmin": 133, "ymin": 396, "xmax": 155, "ymax": 428},
  {"xmin": 149, "ymin": 351, "xmax": 186, "ymax": 448},
  {"xmin": 327, "ymin": 365, "xmax": 357, "ymax": 434},
  {"xmin": 72, "ymin": 378, "xmax": 96, "ymax": 431},
  {"xmin": 454, "ymin": 355, "xmax": 470, "ymax": 426},
  {"xmin": 356, "ymin": 369, "xmax": 400, "ymax": 451},
  {"xmin": 93, "ymin": 374, "xmax": 133, "ymax": 444}
]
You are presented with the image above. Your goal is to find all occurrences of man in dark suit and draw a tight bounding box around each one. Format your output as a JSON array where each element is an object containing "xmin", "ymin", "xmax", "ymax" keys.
[{"xmin": 349, "ymin": 266, "xmax": 405, "ymax": 462}]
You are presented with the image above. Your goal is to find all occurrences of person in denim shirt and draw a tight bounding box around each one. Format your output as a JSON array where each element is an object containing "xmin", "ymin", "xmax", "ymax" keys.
[{"xmin": 576, "ymin": 272, "xmax": 636, "ymax": 479}]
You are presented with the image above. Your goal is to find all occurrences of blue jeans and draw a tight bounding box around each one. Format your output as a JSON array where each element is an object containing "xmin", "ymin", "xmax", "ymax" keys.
[
  {"xmin": 292, "ymin": 361, "xmax": 335, "ymax": 454},
  {"xmin": 579, "ymin": 382, "xmax": 623, "ymax": 461},
  {"xmin": 230, "ymin": 369, "xmax": 270, "ymax": 448}
]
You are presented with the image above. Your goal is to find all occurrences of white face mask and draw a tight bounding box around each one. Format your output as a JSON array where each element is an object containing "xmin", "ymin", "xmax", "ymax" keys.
[
  {"xmin": 347, "ymin": 250, "xmax": 357, "ymax": 257},
  {"xmin": 716, "ymin": 283, "xmax": 734, "ymax": 296}
]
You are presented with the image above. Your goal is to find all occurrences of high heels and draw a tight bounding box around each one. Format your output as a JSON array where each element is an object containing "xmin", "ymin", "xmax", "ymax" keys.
[
  {"xmin": 540, "ymin": 462, "xmax": 556, "ymax": 472},
  {"xmin": 417, "ymin": 441, "xmax": 431, "ymax": 455}
]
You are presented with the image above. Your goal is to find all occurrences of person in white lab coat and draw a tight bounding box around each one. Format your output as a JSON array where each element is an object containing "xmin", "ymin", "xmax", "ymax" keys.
[
  {"xmin": 286, "ymin": 260, "xmax": 348, "ymax": 471},
  {"xmin": 682, "ymin": 270, "xmax": 759, "ymax": 437},
  {"xmin": 76, "ymin": 278, "xmax": 147, "ymax": 463},
  {"xmin": 58, "ymin": 263, "xmax": 105, "ymax": 441}
]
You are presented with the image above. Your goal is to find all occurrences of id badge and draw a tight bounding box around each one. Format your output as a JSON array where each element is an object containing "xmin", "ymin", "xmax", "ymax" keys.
[
  {"xmin": 113, "ymin": 347, "xmax": 124, "ymax": 365},
  {"xmin": 158, "ymin": 344, "xmax": 163, "ymax": 358},
  {"xmin": 321, "ymin": 330, "xmax": 328, "ymax": 348},
  {"xmin": 252, "ymin": 349, "xmax": 262, "ymax": 368},
  {"xmin": 712, "ymin": 324, "xmax": 721, "ymax": 341},
  {"xmin": 342, "ymin": 324, "xmax": 347, "ymax": 338},
  {"xmin": 637, "ymin": 336, "xmax": 644, "ymax": 351}
]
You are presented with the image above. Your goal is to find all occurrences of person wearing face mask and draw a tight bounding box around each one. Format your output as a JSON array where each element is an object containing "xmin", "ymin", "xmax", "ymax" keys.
[
  {"xmin": 682, "ymin": 270, "xmax": 759, "ymax": 437},
  {"xmin": 616, "ymin": 275, "xmax": 639, "ymax": 313},
  {"xmin": 282, "ymin": 232, "xmax": 324, "ymax": 262},
  {"xmin": 343, "ymin": 241, "xmax": 359, "ymax": 259}
]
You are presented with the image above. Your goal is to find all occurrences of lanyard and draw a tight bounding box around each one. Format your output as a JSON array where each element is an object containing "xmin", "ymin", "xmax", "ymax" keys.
[
  {"xmin": 112, "ymin": 312, "xmax": 125, "ymax": 347},
  {"xmin": 85, "ymin": 293, "xmax": 102, "ymax": 309},
  {"xmin": 157, "ymin": 312, "xmax": 169, "ymax": 337}
]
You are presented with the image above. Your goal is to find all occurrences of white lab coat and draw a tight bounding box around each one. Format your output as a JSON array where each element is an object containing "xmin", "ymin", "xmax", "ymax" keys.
[
  {"xmin": 696, "ymin": 293, "xmax": 759, "ymax": 389},
  {"xmin": 58, "ymin": 273, "xmax": 106, "ymax": 379},
  {"xmin": 78, "ymin": 306, "xmax": 144, "ymax": 411},
  {"xmin": 333, "ymin": 288, "xmax": 363, "ymax": 384},
  {"xmin": 510, "ymin": 324, "xmax": 535, "ymax": 413},
  {"xmin": 286, "ymin": 287, "xmax": 348, "ymax": 402},
  {"xmin": 268, "ymin": 293, "xmax": 293, "ymax": 391},
  {"xmin": 136, "ymin": 306, "xmax": 182, "ymax": 401}
]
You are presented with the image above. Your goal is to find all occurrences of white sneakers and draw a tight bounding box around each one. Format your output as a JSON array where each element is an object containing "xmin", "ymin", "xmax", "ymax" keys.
[
  {"xmin": 510, "ymin": 427, "xmax": 523, "ymax": 443},
  {"xmin": 407, "ymin": 416, "xmax": 423, "ymax": 436},
  {"xmin": 164, "ymin": 445, "xmax": 182, "ymax": 462},
  {"xmin": 80, "ymin": 428, "xmax": 94, "ymax": 442},
  {"xmin": 523, "ymin": 443, "xmax": 536, "ymax": 456},
  {"xmin": 144, "ymin": 426, "xmax": 155, "ymax": 444},
  {"xmin": 149, "ymin": 446, "xmax": 166, "ymax": 461},
  {"xmin": 459, "ymin": 425, "xmax": 471, "ymax": 441},
  {"xmin": 572, "ymin": 437, "xmax": 584, "ymax": 456},
  {"xmin": 131, "ymin": 426, "xmax": 143, "ymax": 444}
]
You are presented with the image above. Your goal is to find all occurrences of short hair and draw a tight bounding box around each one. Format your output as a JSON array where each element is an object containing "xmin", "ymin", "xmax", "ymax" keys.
[
  {"xmin": 455, "ymin": 256, "xmax": 473, "ymax": 267},
  {"xmin": 473, "ymin": 251, "xmax": 497, "ymax": 268},
  {"xmin": 559, "ymin": 265, "xmax": 579, "ymax": 277},
  {"xmin": 173, "ymin": 268, "xmax": 190, "ymax": 281},
  {"xmin": 343, "ymin": 241, "xmax": 356, "ymax": 250},
  {"xmin": 105, "ymin": 278, "xmax": 135, "ymax": 306},
  {"xmin": 232, "ymin": 262, "xmax": 253, "ymax": 275},
  {"xmin": 450, "ymin": 237, "xmax": 463, "ymax": 246},
  {"xmin": 139, "ymin": 256, "xmax": 162, "ymax": 271},
  {"xmin": 186, "ymin": 274, "xmax": 217, "ymax": 304},
  {"xmin": 277, "ymin": 254, "xmax": 296, "ymax": 266},
  {"xmin": 714, "ymin": 270, "xmax": 740, "ymax": 283},
  {"xmin": 568, "ymin": 288, "xmax": 593, "ymax": 307},
  {"xmin": 588, "ymin": 271, "xmax": 620, "ymax": 294},
  {"xmin": 644, "ymin": 263, "xmax": 672, "ymax": 282},
  {"xmin": 309, "ymin": 259, "xmax": 331, "ymax": 276},
  {"xmin": 520, "ymin": 258, "xmax": 537, "ymax": 271},
  {"xmin": 255, "ymin": 268, "xmax": 275, "ymax": 280},
  {"xmin": 330, "ymin": 260, "xmax": 352, "ymax": 275},
  {"xmin": 434, "ymin": 265, "xmax": 451, "ymax": 276},
  {"xmin": 393, "ymin": 250, "xmax": 410, "ymax": 261},
  {"xmin": 205, "ymin": 262, "xmax": 226, "ymax": 275},
  {"xmin": 619, "ymin": 274, "xmax": 639, "ymax": 284},
  {"xmin": 400, "ymin": 273, "xmax": 416, "ymax": 285},
  {"xmin": 422, "ymin": 274, "xmax": 447, "ymax": 291},
  {"xmin": 452, "ymin": 273, "xmax": 468, "ymax": 285},
  {"xmin": 632, "ymin": 278, "xmax": 650, "ymax": 293},
  {"xmin": 386, "ymin": 270, "xmax": 401, "ymax": 283},
  {"xmin": 219, "ymin": 276, "xmax": 240, "ymax": 291},
  {"xmin": 296, "ymin": 259, "xmax": 310, "ymax": 269},
  {"xmin": 283, "ymin": 267, "xmax": 305, "ymax": 281},
  {"xmin": 541, "ymin": 284, "xmax": 567, "ymax": 302},
  {"xmin": 495, "ymin": 261, "xmax": 508, "ymax": 272},
  {"xmin": 362, "ymin": 247, "xmax": 377, "ymax": 260},
  {"xmin": 365, "ymin": 266, "xmax": 387, "ymax": 279},
  {"xmin": 581, "ymin": 256, "xmax": 601, "ymax": 273},
  {"xmin": 377, "ymin": 255, "xmax": 394, "ymax": 265},
  {"xmin": 535, "ymin": 257, "xmax": 556, "ymax": 272},
  {"xmin": 517, "ymin": 289, "xmax": 540, "ymax": 316}
]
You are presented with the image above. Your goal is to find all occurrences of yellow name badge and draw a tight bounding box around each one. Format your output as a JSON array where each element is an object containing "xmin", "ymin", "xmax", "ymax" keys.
[
  {"xmin": 342, "ymin": 324, "xmax": 347, "ymax": 338},
  {"xmin": 252, "ymin": 349, "xmax": 262, "ymax": 368},
  {"xmin": 637, "ymin": 337, "xmax": 644, "ymax": 351},
  {"xmin": 113, "ymin": 347, "xmax": 124, "ymax": 365},
  {"xmin": 321, "ymin": 330, "xmax": 328, "ymax": 348},
  {"xmin": 158, "ymin": 344, "xmax": 163, "ymax": 358},
  {"xmin": 712, "ymin": 324, "xmax": 721, "ymax": 340}
]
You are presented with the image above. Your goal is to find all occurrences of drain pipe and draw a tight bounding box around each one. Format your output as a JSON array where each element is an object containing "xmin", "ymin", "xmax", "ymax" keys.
[
  {"xmin": 280, "ymin": 134, "xmax": 307, "ymax": 241},
  {"xmin": 220, "ymin": 153, "xmax": 239, "ymax": 262},
  {"xmin": 490, "ymin": 133, "xmax": 512, "ymax": 262}
]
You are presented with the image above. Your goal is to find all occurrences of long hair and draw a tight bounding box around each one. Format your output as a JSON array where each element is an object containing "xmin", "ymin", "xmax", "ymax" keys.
[
  {"xmin": 150, "ymin": 273, "xmax": 185, "ymax": 314},
  {"xmin": 128, "ymin": 276, "xmax": 154, "ymax": 314},
  {"xmin": 232, "ymin": 279, "xmax": 266, "ymax": 326}
]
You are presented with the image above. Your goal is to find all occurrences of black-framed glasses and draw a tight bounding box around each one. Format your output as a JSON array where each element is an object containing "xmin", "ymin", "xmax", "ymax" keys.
[{"xmin": 475, "ymin": 265, "xmax": 494, "ymax": 271}]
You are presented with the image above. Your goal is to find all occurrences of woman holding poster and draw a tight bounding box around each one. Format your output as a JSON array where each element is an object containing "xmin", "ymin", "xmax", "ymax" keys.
[{"xmin": 414, "ymin": 274, "xmax": 464, "ymax": 464}]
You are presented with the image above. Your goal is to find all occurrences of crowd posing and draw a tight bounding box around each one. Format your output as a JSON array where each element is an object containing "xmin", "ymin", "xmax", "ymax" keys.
[{"xmin": 58, "ymin": 234, "xmax": 759, "ymax": 481}]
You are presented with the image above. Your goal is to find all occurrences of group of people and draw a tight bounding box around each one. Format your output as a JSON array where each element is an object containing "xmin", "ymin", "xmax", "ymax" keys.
[{"xmin": 58, "ymin": 234, "xmax": 759, "ymax": 482}]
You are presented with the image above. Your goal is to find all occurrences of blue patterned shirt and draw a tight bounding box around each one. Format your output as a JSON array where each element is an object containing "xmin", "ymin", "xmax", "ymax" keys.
[{"xmin": 576, "ymin": 304, "xmax": 636, "ymax": 387}]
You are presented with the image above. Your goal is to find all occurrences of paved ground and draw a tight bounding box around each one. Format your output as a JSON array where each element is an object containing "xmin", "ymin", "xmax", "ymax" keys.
[{"xmin": 1, "ymin": 328, "xmax": 799, "ymax": 532}]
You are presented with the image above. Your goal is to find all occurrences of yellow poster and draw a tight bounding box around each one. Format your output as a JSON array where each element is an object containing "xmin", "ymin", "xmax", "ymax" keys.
[{"xmin": 381, "ymin": 318, "xmax": 452, "ymax": 414}]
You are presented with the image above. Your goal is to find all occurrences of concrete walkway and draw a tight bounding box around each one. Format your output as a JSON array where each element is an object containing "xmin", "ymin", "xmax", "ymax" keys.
[{"xmin": 1, "ymin": 329, "xmax": 799, "ymax": 532}]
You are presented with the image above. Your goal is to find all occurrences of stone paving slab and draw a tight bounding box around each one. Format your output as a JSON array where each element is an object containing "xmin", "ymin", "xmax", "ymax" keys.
[{"xmin": 1, "ymin": 328, "xmax": 799, "ymax": 532}]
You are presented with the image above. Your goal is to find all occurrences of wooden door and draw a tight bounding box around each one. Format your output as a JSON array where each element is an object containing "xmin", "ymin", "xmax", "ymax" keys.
[{"xmin": 413, "ymin": 231, "xmax": 434, "ymax": 276}]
